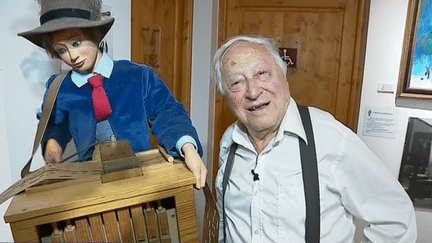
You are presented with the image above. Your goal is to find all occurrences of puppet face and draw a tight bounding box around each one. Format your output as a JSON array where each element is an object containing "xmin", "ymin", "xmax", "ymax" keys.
[{"xmin": 51, "ymin": 28, "xmax": 101, "ymax": 74}]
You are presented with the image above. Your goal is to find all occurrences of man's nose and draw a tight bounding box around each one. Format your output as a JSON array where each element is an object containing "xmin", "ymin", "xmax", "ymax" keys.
[{"xmin": 245, "ymin": 78, "xmax": 262, "ymax": 100}]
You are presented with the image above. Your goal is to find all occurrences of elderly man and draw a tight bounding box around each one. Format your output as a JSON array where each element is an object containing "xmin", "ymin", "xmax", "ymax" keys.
[{"xmin": 212, "ymin": 36, "xmax": 416, "ymax": 242}]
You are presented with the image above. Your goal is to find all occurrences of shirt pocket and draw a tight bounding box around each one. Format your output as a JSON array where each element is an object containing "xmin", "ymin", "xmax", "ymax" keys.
[{"xmin": 276, "ymin": 171, "xmax": 306, "ymax": 241}]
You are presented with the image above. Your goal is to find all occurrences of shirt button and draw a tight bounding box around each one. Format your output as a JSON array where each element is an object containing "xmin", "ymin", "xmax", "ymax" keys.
[
  {"xmin": 255, "ymin": 230, "xmax": 259, "ymax": 235},
  {"xmin": 254, "ymin": 191, "xmax": 258, "ymax": 196}
]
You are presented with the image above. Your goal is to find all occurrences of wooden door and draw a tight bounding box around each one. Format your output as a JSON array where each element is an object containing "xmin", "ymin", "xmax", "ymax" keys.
[
  {"xmin": 131, "ymin": 0, "xmax": 193, "ymax": 112},
  {"xmin": 213, "ymin": 0, "xmax": 370, "ymax": 186}
]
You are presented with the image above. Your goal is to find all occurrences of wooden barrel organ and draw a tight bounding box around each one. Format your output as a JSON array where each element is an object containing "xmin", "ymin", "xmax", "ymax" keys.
[{"xmin": 4, "ymin": 141, "xmax": 200, "ymax": 242}]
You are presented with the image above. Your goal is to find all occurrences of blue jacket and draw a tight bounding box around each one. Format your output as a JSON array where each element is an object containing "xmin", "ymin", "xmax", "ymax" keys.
[{"xmin": 40, "ymin": 60, "xmax": 202, "ymax": 161}]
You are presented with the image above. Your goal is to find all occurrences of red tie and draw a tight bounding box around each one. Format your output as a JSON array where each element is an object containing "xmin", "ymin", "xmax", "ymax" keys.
[{"xmin": 88, "ymin": 74, "xmax": 112, "ymax": 121}]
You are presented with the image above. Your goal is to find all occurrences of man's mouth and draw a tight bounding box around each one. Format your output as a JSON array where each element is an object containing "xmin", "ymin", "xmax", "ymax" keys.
[{"xmin": 248, "ymin": 102, "xmax": 270, "ymax": 111}]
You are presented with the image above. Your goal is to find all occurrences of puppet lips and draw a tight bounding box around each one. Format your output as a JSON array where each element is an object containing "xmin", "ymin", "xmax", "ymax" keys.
[{"xmin": 73, "ymin": 60, "xmax": 85, "ymax": 69}]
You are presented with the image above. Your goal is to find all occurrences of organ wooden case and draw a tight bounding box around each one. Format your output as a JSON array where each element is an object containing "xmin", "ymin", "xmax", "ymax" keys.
[{"xmin": 3, "ymin": 144, "xmax": 199, "ymax": 242}]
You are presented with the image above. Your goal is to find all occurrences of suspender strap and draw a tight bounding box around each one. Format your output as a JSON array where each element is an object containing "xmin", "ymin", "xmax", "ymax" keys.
[
  {"xmin": 222, "ymin": 105, "xmax": 320, "ymax": 242},
  {"xmin": 222, "ymin": 142, "xmax": 238, "ymax": 242},
  {"xmin": 298, "ymin": 105, "xmax": 320, "ymax": 243},
  {"xmin": 21, "ymin": 73, "xmax": 68, "ymax": 178}
]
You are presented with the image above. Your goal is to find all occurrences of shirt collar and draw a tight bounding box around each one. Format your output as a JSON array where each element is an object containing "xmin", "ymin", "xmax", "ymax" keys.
[
  {"xmin": 70, "ymin": 52, "xmax": 114, "ymax": 88},
  {"xmin": 278, "ymin": 97, "xmax": 308, "ymax": 145}
]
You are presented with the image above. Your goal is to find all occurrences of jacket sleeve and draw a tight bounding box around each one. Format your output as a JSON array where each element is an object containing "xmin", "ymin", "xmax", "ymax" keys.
[{"xmin": 142, "ymin": 67, "xmax": 203, "ymax": 158}]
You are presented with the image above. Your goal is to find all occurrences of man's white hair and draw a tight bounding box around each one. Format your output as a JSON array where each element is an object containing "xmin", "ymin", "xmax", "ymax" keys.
[{"xmin": 211, "ymin": 36, "xmax": 287, "ymax": 95}]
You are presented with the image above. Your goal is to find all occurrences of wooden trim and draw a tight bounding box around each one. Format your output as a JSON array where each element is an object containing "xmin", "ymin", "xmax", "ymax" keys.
[
  {"xmin": 175, "ymin": 0, "xmax": 194, "ymax": 113},
  {"xmin": 347, "ymin": 0, "xmax": 370, "ymax": 132}
]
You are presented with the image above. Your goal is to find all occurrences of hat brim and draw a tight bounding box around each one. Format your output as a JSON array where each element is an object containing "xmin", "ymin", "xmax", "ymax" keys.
[{"xmin": 18, "ymin": 17, "xmax": 115, "ymax": 49}]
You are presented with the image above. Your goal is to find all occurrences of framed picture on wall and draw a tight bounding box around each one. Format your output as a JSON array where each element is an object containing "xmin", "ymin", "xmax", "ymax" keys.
[
  {"xmin": 399, "ymin": 117, "xmax": 432, "ymax": 208},
  {"xmin": 396, "ymin": 0, "xmax": 432, "ymax": 110}
]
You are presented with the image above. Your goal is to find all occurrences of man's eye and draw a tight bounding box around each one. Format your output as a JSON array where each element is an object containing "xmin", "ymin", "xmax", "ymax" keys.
[
  {"xmin": 228, "ymin": 80, "xmax": 244, "ymax": 92},
  {"xmin": 258, "ymin": 70, "xmax": 268, "ymax": 76},
  {"xmin": 231, "ymin": 81, "xmax": 241, "ymax": 86}
]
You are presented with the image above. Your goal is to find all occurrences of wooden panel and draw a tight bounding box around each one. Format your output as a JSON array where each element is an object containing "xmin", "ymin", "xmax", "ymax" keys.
[
  {"xmin": 131, "ymin": 0, "xmax": 193, "ymax": 112},
  {"xmin": 9, "ymin": 222, "xmax": 39, "ymax": 242}
]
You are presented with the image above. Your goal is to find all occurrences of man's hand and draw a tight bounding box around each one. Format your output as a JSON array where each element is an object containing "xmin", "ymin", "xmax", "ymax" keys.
[
  {"xmin": 182, "ymin": 143, "xmax": 207, "ymax": 189},
  {"xmin": 45, "ymin": 139, "xmax": 62, "ymax": 164}
]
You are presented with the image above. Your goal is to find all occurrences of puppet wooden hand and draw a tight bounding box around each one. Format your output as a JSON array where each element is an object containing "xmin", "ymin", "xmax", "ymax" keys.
[
  {"xmin": 182, "ymin": 143, "xmax": 207, "ymax": 189},
  {"xmin": 45, "ymin": 139, "xmax": 62, "ymax": 164}
]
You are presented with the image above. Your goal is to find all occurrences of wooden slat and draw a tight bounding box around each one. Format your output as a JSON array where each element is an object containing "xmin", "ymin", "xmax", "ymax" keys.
[
  {"xmin": 145, "ymin": 203, "xmax": 160, "ymax": 243},
  {"xmin": 117, "ymin": 207, "xmax": 134, "ymax": 243},
  {"xmin": 131, "ymin": 204, "xmax": 149, "ymax": 242},
  {"xmin": 88, "ymin": 214, "xmax": 106, "ymax": 242},
  {"xmin": 156, "ymin": 204, "xmax": 171, "ymax": 243},
  {"xmin": 75, "ymin": 217, "xmax": 92, "ymax": 242},
  {"xmin": 63, "ymin": 220, "xmax": 78, "ymax": 242},
  {"xmin": 50, "ymin": 222, "xmax": 63, "ymax": 242},
  {"xmin": 103, "ymin": 210, "xmax": 121, "ymax": 242}
]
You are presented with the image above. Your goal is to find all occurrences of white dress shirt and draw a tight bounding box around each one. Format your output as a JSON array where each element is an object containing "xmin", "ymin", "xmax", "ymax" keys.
[{"xmin": 216, "ymin": 98, "xmax": 416, "ymax": 243}]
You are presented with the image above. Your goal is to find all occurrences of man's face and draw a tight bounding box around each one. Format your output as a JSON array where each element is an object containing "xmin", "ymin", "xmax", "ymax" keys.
[
  {"xmin": 51, "ymin": 28, "xmax": 100, "ymax": 74},
  {"xmin": 222, "ymin": 42, "xmax": 291, "ymax": 137}
]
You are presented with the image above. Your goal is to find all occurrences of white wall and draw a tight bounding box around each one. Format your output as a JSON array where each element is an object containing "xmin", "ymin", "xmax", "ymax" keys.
[
  {"xmin": 190, "ymin": 0, "xmax": 218, "ymax": 240},
  {"xmin": 0, "ymin": 69, "xmax": 13, "ymax": 242},
  {"xmin": 0, "ymin": 0, "xmax": 130, "ymax": 241},
  {"xmin": 357, "ymin": 0, "xmax": 432, "ymax": 242}
]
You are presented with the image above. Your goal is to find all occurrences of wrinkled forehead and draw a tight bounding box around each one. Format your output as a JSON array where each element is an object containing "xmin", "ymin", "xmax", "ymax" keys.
[{"xmin": 222, "ymin": 42, "xmax": 273, "ymax": 71}]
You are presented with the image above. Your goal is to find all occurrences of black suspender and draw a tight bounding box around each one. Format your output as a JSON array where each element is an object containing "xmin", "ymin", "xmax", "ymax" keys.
[
  {"xmin": 298, "ymin": 105, "xmax": 321, "ymax": 243},
  {"xmin": 222, "ymin": 142, "xmax": 238, "ymax": 242},
  {"xmin": 221, "ymin": 105, "xmax": 320, "ymax": 242}
]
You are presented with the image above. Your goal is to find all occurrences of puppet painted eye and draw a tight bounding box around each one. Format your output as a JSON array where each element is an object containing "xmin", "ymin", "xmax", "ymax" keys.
[
  {"xmin": 72, "ymin": 40, "xmax": 82, "ymax": 47},
  {"xmin": 55, "ymin": 47, "xmax": 67, "ymax": 55}
]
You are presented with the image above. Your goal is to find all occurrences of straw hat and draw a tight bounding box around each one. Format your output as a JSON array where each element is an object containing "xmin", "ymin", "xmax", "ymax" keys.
[{"xmin": 18, "ymin": 0, "xmax": 115, "ymax": 49}]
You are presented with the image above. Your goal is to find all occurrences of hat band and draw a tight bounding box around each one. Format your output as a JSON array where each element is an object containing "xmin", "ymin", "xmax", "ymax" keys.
[{"xmin": 40, "ymin": 8, "xmax": 92, "ymax": 25}]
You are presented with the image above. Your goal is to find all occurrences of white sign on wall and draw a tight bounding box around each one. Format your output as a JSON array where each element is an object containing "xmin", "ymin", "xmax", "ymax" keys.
[{"xmin": 362, "ymin": 106, "xmax": 399, "ymax": 139}]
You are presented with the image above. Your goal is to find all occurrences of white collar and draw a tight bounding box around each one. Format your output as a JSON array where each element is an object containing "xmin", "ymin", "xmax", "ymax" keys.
[{"xmin": 70, "ymin": 52, "xmax": 114, "ymax": 88}]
